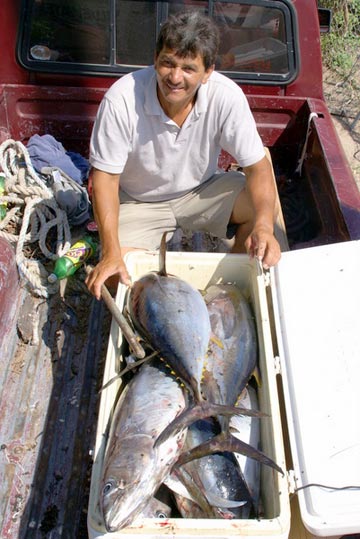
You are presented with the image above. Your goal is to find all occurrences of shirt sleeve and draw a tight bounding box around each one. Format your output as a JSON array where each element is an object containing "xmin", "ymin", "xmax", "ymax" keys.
[
  {"xmin": 89, "ymin": 96, "xmax": 132, "ymax": 174},
  {"xmin": 218, "ymin": 84, "xmax": 265, "ymax": 168}
]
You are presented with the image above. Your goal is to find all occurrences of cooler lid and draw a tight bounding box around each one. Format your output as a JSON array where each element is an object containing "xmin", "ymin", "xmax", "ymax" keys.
[{"xmin": 271, "ymin": 240, "xmax": 360, "ymax": 537}]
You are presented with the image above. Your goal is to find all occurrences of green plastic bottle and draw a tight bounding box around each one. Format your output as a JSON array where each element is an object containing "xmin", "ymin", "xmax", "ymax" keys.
[
  {"xmin": 48, "ymin": 235, "xmax": 98, "ymax": 283},
  {"xmin": 0, "ymin": 173, "xmax": 7, "ymax": 220}
]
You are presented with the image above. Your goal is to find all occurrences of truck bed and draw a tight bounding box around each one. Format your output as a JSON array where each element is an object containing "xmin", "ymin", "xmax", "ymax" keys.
[{"xmin": 0, "ymin": 268, "xmax": 112, "ymax": 539}]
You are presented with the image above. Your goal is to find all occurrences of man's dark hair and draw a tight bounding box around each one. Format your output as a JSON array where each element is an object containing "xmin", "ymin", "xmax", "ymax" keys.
[{"xmin": 156, "ymin": 11, "xmax": 220, "ymax": 70}]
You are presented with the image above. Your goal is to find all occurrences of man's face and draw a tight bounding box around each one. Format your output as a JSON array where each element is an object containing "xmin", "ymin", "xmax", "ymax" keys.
[{"xmin": 154, "ymin": 47, "xmax": 214, "ymax": 110}]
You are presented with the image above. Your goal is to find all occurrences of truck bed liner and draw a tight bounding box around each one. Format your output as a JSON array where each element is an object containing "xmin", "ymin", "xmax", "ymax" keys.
[{"xmin": 0, "ymin": 279, "xmax": 111, "ymax": 539}]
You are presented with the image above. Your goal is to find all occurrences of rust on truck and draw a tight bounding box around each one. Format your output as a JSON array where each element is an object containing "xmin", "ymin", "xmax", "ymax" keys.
[{"xmin": 0, "ymin": 1, "xmax": 360, "ymax": 538}]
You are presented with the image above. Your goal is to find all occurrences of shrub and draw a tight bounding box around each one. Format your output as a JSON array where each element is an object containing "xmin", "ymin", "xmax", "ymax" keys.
[{"xmin": 319, "ymin": 0, "xmax": 360, "ymax": 78}]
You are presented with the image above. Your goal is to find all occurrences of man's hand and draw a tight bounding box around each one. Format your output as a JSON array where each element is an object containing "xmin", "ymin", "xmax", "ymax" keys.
[
  {"xmin": 85, "ymin": 255, "xmax": 132, "ymax": 300},
  {"xmin": 240, "ymin": 154, "xmax": 281, "ymax": 269},
  {"xmin": 245, "ymin": 224, "xmax": 281, "ymax": 270},
  {"xmin": 86, "ymin": 168, "xmax": 132, "ymax": 298}
]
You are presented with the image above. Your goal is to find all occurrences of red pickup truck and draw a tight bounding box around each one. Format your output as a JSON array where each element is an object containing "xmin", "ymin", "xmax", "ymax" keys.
[{"xmin": 0, "ymin": 1, "xmax": 359, "ymax": 539}]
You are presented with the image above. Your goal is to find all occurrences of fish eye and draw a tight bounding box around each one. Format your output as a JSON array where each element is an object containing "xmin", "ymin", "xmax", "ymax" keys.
[
  {"xmin": 103, "ymin": 482, "xmax": 113, "ymax": 495},
  {"xmin": 156, "ymin": 511, "xmax": 167, "ymax": 519}
]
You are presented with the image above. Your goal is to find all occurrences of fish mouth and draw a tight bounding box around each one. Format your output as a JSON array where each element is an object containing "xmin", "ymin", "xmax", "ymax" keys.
[
  {"xmin": 106, "ymin": 516, "xmax": 132, "ymax": 533},
  {"xmin": 103, "ymin": 482, "xmax": 154, "ymax": 532},
  {"xmin": 104, "ymin": 498, "xmax": 137, "ymax": 532}
]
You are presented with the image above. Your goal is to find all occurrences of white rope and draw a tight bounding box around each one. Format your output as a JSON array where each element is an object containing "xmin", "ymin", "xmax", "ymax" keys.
[
  {"xmin": 295, "ymin": 112, "xmax": 319, "ymax": 176},
  {"xmin": 0, "ymin": 139, "xmax": 72, "ymax": 297}
]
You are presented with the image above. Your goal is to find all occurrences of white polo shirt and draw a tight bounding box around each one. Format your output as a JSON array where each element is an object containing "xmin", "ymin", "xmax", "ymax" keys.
[{"xmin": 90, "ymin": 66, "xmax": 264, "ymax": 202}]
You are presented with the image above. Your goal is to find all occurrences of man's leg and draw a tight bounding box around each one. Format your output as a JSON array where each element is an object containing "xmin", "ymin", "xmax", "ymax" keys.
[
  {"xmin": 229, "ymin": 148, "xmax": 288, "ymax": 253},
  {"xmin": 118, "ymin": 195, "xmax": 177, "ymax": 251},
  {"xmin": 229, "ymin": 186, "xmax": 255, "ymax": 254}
]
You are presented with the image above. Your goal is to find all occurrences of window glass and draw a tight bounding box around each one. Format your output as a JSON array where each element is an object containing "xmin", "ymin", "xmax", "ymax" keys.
[
  {"xmin": 115, "ymin": 1, "xmax": 157, "ymax": 67},
  {"xmin": 213, "ymin": 3, "xmax": 288, "ymax": 74},
  {"xmin": 28, "ymin": 0, "xmax": 110, "ymax": 64},
  {"xmin": 20, "ymin": 0, "xmax": 297, "ymax": 83},
  {"xmin": 166, "ymin": 1, "xmax": 289, "ymax": 75}
]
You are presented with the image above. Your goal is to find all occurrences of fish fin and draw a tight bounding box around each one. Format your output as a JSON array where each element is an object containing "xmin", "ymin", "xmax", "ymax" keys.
[
  {"xmin": 155, "ymin": 402, "xmax": 266, "ymax": 447},
  {"xmin": 174, "ymin": 432, "xmax": 284, "ymax": 476},
  {"xmin": 203, "ymin": 493, "xmax": 248, "ymax": 509},
  {"xmin": 158, "ymin": 232, "xmax": 168, "ymax": 276},
  {"xmin": 251, "ymin": 365, "xmax": 262, "ymax": 388},
  {"xmin": 100, "ymin": 352, "xmax": 158, "ymax": 392}
]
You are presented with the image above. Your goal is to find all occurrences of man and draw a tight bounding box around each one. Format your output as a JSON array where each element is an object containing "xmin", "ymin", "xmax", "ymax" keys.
[{"xmin": 86, "ymin": 11, "xmax": 281, "ymax": 299}]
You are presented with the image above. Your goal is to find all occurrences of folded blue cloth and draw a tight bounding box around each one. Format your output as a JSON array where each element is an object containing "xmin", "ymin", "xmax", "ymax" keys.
[
  {"xmin": 66, "ymin": 151, "xmax": 89, "ymax": 182},
  {"xmin": 27, "ymin": 134, "xmax": 89, "ymax": 184}
]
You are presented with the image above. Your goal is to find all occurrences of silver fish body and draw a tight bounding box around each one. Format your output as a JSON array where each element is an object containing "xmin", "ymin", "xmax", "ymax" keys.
[
  {"xmin": 230, "ymin": 386, "xmax": 261, "ymax": 514},
  {"xmin": 100, "ymin": 361, "xmax": 187, "ymax": 532},
  {"xmin": 173, "ymin": 418, "xmax": 253, "ymax": 519},
  {"xmin": 128, "ymin": 272, "xmax": 211, "ymax": 401},
  {"xmin": 203, "ymin": 283, "xmax": 258, "ymax": 407}
]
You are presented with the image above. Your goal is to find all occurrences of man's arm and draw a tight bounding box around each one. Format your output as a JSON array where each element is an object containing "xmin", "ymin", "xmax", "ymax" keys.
[
  {"xmin": 85, "ymin": 168, "xmax": 131, "ymax": 299},
  {"xmin": 242, "ymin": 156, "xmax": 281, "ymax": 268}
]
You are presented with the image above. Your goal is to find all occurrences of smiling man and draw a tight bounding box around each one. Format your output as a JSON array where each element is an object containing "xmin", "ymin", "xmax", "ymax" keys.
[{"xmin": 86, "ymin": 11, "xmax": 280, "ymax": 299}]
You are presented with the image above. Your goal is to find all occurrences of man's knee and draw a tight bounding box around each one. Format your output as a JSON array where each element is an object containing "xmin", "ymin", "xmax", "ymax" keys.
[{"xmin": 229, "ymin": 186, "xmax": 253, "ymax": 225}]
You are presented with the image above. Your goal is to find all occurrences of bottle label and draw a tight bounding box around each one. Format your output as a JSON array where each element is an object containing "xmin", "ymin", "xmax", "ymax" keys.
[{"xmin": 66, "ymin": 244, "xmax": 92, "ymax": 265}]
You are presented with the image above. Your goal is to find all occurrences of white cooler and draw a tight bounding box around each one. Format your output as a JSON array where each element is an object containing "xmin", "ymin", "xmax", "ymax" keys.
[{"xmin": 88, "ymin": 240, "xmax": 360, "ymax": 539}]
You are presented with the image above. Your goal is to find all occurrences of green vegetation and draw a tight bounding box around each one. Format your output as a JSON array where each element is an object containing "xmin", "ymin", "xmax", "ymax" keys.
[{"xmin": 319, "ymin": 0, "xmax": 360, "ymax": 78}]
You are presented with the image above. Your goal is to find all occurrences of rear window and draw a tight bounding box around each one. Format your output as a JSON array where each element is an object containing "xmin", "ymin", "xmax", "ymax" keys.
[{"xmin": 18, "ymin": 0, "xmax": 298, "ymax": 84}]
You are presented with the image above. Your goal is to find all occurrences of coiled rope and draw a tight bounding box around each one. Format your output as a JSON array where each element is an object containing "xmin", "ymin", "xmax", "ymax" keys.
[{"xmin": 0, "ymin": 139, "xmax": 72, "ymax": 297}]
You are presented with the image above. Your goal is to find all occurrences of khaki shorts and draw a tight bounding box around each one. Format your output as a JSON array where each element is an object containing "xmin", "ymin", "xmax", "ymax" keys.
[{"xmin": 118, "ymin": 170, "xmax": 246, "ymax": 250}]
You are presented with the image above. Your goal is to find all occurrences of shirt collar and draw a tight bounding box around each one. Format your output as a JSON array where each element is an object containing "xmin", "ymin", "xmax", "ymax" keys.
[{"xmin": 193, "ymin": 82, "xmax": 208, "ymax": 117}]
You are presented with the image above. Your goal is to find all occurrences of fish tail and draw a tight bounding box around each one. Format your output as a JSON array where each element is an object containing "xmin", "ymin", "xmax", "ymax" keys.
[
  {"xmin": 174, "ymin": 432, "xmax": 284, "ymax": 476},
  {"xmin": 155, "ymin": 402, "xmax": 266, "ymax": 447}
]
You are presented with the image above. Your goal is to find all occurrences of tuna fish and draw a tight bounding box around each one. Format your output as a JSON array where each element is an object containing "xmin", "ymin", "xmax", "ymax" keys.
[
  {"xmin": 100, "ymin": 359, "xmax": 187, "ymax": 532},
  {"xmin": 127, "ymin": 233, "xmax": 211, "ymax": 402},
  {"xmin": 163, "ymin": 284, "xmax": 280, "ymax": 518},
  {"xmin": 171, "ymin": 283, "xmax": 283, "ymax": 475},
  {"xmin": 202, "ymin": 283, "xmax": 258, "ymax": 408},
  {"xmin": 170, "ymin": 417, "xmax": 253, "ymax": 519},
  {"xmin": 171, "ymin": 387, "xmax": 261, "ymax": 520}
]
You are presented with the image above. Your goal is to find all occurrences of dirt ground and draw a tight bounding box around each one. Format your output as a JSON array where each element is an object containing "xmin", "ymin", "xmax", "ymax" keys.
[{"xmin": 323, "ymin": 65, "xmax": 360, "ymax": 191}]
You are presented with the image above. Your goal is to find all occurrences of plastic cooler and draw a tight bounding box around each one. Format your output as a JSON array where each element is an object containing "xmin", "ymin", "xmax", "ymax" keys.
[{"xmin": 88, "ymin": 240, "xmax": 360, "ymax": 539}]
